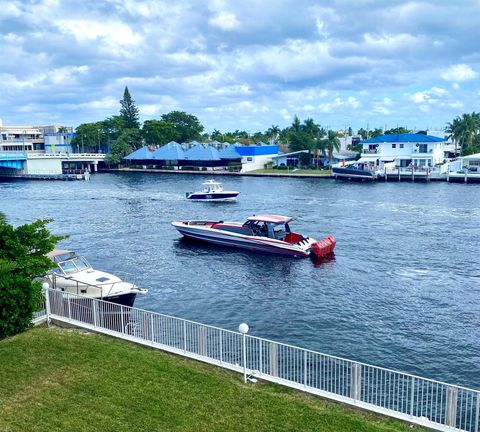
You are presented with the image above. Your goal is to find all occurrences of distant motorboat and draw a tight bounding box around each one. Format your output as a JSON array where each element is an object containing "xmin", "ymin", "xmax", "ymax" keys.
[
  {"xmin": 332, "ymin": 161, "xmax": 382, "ymax": 181},
  {"xmin": 172, "ymin": 214, "xmax": 335, "ymax": 259},
  {"xmin": 186, "ymin": 179, "xmax": 239, "ymax": 201},
  {"xmin": 44, "ymin": 250, "xmax": 147, "ymax": 307}
]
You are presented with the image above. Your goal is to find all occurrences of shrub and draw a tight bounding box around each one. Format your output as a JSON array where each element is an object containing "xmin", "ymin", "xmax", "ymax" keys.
[
  {"xmin": 278, "ymin": 165, "xmax": 288, "ymax": 170},
  {"xmin": 201, "ymin": 167, "xmax": 207, "ymax": 171},
  {"xmin": 0, "ymin": 216, "xmax": 64, "ymax": 339}
]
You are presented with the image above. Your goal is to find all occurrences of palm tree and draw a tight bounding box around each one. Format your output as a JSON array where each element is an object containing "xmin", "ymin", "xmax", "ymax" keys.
[
  {"xmin": 323, "ymin": 130, "xmax": 341, "ymax": 166},
  {"xmin": 291, "ymin": 115, "xmax": 301, "ymax": 132},
  {"xmin": 267, "ymin": 125, "xmax": 280, "ymax": 144}
]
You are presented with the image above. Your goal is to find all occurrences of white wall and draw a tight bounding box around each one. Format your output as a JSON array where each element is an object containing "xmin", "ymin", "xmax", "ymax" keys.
[
  {"xmin": 241, "ymin": 155, "xmax": 273, "ymax": 172},
  {"xmin": 25, "ymin": 158, "xmax": 62, "ymax": 174}
]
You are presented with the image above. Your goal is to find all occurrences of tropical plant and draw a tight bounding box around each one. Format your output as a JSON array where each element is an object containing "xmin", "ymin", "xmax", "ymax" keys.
[
  {"xmin": 322, "ymin": 130, "xmax": 341, "ymax": 165},
  {"xmin": 446, "ymin": 112, "xmax": 480, "ymax": 155},
  {"xmin": 0, "ymin": 214, "xmax": 63, "ymax": 339},
  {"xmin": 267, "ymin": 125, "xmax": 280, "ymax": 143}
]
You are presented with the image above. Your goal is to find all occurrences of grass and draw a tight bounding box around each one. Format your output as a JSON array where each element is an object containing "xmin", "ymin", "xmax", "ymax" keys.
[
  {"xmin": 249, "ymin": 168, "xmax": 331, "ymax": 175},
  {"xmin": 0, "ymin": 327, "xmax": 422, "ymax": 432}
]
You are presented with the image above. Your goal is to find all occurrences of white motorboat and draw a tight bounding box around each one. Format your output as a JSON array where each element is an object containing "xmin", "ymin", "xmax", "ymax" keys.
[
  {"xmin": 172, "ymin": 214, "xmax": 336, "ymax": 259},
  {"xmin": 44, "ymin": 250, "xmax": 147, "ymax": 307},
  {"xmin": 186, "ymin": 179, "xmax": 239, "ymax": 201}
]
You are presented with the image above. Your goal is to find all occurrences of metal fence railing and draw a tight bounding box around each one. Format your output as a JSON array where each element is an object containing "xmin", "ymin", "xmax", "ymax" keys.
[{"xmin": 42, "ymin": 288, "xmax": 479, "ymax": 432}]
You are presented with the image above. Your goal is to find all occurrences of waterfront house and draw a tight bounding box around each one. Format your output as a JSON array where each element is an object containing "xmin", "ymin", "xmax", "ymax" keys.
[{"xmin": 360, "ymin": 133, "xmax": 446, "ymax": 169}]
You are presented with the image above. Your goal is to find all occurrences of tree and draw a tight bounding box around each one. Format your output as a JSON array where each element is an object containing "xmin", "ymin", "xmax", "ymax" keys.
[
  {"xmin": 160, "ymin": 111, "xmax": 204, "ymax": 142},
  {"xmin": 142, "ymin": 120, "xmax": 179, "ymax": 145},
  {"xmin": 267, "ymin": 125, "xmax": 280, "ymax": 143},
  {"xmin": 0, "ymin": 214, "xmax": 63, "ymax": 339},
  {"xmin": 322, "ymin": 130, "xmax": 341, "ymax": 166},
  {"xmin": 71, "ymin": 122, "xmax": 105, "ymax": 153},
  {"xmin": 289, "ymin": 131, "xmax": 314, "ymax": 152},
  {"xmin": 291, "ymin": 115, "xmax": 301, "ymax": 132},
  {"xmin": 384, "ymin": 127, "xmax": 411, "ymax": 135},
  {"xmin": 120, "ymin": 86, "xmax": 140, "ymax": 130},
  {"xmin": 102, "ymin": 115, "xmax": 126, "ymax": 142},
  {"xmin": 106, "ymin": 129, "xmax": 143, "ymax": 165}
]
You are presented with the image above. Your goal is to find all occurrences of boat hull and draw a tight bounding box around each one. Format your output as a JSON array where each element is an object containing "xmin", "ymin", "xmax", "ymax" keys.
[
  {"xmin": 186, "ymin": 192, "xmax": 239, "ymax": 201},
  {"xmin": 173, "ymin": 222, "xmax": 313, "ymax": 258},
  {"xmin": 332, "ymin": 167, "xmax": 377, "ymax": 181}
]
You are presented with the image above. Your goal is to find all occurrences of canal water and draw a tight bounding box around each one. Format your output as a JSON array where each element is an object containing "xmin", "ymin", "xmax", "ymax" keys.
[{"xmin": 1, "ymin": 173, "xmax": 479, "ymax": 388}]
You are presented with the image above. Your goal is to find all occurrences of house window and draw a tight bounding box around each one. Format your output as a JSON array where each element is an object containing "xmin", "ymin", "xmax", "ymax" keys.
[
  {"xmin": 419, "ymin": 144, "xmax": 428, "ymax": 153},
  {"xmin": 400, "ymin": 143, "xmax": 404, "ymax": 149},
  {"xmin": 392, "ymin": 144, "xmax": 396, "ymax": 148},
  {"xmin": 247, "ymin": 157, "xmax": 253, "ymax": 162}
]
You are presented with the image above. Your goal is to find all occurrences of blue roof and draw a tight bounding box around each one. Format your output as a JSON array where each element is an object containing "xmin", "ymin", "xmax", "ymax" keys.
[
  {"xmin": 184, "ymin": 144, "xmax": 221, "ymax": 161},
  {"xmin": 235, "ymin": 145, "xmax": 279, "ymax": 156},
  {"xmin": 219, "ymin": 145, "xmax": 241, "ymax": 159},
  {"xmin": 124, "ymin": 146, "xmax": 155, "ymax": 160},
  {"xmin": 152, "ymin": 142, "xmax": 185, "ymax": 160},
  {"xmin": 362, "ymin": 134, "xmax": 444, "ymax": 143}
]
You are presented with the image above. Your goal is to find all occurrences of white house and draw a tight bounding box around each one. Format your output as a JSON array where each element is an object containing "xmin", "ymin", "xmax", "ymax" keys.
[{"xmin": 360, "ymin": 133, "xmax": 446, "ymax": 169}]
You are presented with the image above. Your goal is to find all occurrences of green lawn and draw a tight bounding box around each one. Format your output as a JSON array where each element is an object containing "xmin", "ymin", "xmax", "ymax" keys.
[
  {"xmin": 249, "ymin": 168, "xmax": 331, "ymax": 175},
  {"xmin": 0, "ymin": 327, "xmax": 421, "ymax": 432}
]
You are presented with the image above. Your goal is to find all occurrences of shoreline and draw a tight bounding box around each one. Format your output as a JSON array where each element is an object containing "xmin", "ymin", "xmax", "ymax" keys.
[{"xmin": 101, "ymin": 167, "xmax": 334, "ymax": 179}]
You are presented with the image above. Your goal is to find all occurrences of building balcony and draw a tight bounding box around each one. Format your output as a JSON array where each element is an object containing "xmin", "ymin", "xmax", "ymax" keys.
[{"xmin": 362, "ymin": 149, "xmax": 378, "ymax": 154}]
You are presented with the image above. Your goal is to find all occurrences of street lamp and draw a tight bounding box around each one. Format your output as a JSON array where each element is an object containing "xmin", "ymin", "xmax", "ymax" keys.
[{"xmin": 239, "ymin": 323, "xmax": 249, "ymax": 383}]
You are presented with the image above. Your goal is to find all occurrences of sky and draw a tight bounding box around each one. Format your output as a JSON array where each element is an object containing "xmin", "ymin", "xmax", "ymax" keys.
[{"xmin": 1, "ymin": 0, "xmax": 479, "ymax": 134}]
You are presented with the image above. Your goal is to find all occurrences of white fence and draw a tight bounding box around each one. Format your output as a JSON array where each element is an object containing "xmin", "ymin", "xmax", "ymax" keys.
[{"xmin": 35, "ymin": 288, "xmax": 479, "ymax": 432}]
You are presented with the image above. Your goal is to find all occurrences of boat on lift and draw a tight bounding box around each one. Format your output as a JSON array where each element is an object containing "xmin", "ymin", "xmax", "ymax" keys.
[
  {"xmin": 186, "ymin": 179, "xmax": 239, "ymax": 201},
  {"xmin": 44, "ymin": 250, "xmax": 148, "ymax": 307},
  {"xmin": 172, "ymin": 214, "xmax": 335, "ymax": 259},
  {"xmin": 332, "ymin": 161, "xmax": 383, "ymax": 181}
]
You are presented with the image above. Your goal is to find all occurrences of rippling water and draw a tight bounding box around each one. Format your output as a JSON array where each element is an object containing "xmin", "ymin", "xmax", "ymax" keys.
[{"xmin": 1, "ymin": 173, "xmax": 479, "ymax": 388}]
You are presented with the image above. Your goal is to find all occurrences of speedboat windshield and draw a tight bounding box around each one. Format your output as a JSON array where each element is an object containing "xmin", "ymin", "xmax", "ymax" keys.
[
  {"xmin": 73, "ymin": 256, "xmax": 91, "ymax": 271},
  {"xmin": 57, "ymin": 256, "xmax": 91, "ymax": 274}
]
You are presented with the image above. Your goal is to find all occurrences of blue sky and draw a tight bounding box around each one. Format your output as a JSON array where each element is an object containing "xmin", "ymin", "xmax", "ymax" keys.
[{"xmin": 1, "ymin": 0, "xmax": 479, "ymax": 133}]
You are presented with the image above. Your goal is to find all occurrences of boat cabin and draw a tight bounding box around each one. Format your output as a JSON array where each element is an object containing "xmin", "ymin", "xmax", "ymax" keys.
[
  {"xmin": 202, "ymin": 180, "xmax": 223, "ymax": 193},
  {"xmin": 242, "ymin": 214, "xmax": 295, "ymax": 240},
  {"xmin": 47, "ymin": 249, "xmax": 92, "ymax": 275}
]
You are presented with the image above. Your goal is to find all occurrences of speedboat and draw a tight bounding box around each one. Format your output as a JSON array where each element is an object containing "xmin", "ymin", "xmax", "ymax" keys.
[
  {"xmin": 44, "ymin": 250, "xmax": 148, "ymax": 307},
  {"xmin": 332, "ymin": 162, "xmax": 382, "ymax": 181},
  {"xmin": 172, "ymin": 214, "xmax": 335, "ymax": 259},
  {"xmin": 186, "ymin": 179, "xmax": 239, "ymax": 201}
]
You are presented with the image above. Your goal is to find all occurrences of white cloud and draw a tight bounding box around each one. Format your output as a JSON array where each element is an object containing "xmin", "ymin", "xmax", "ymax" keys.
[
  {"xmin": 410, "ymin": 87, "xmax": 448, "ymax": 104},
  {"xmin": 50, "ymin": 66, "xmax": 89, "ymax": 85},
  {"xmin": 441, "ymin": 64, "xmax": 478, "ymax": 82},
  {"xmin": 209, "ymin": 11, "xmax": 240, "ymax": 31},
  {"xmin": 56, "ymin": 19, "xmax": 142, "ymax": 56}
]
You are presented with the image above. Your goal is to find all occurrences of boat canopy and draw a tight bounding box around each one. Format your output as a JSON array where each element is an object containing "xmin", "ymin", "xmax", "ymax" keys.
[
  {"xmin": 47, "ymin": 249, "xmax": 75, "ymax": 259},
  {"xmin": 356, "ymin": 157, "xmax": 378, "ymax": 163},
  {"xmin": 246, "ymin": 214, "xmax": 294, "ymax": 223}
]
